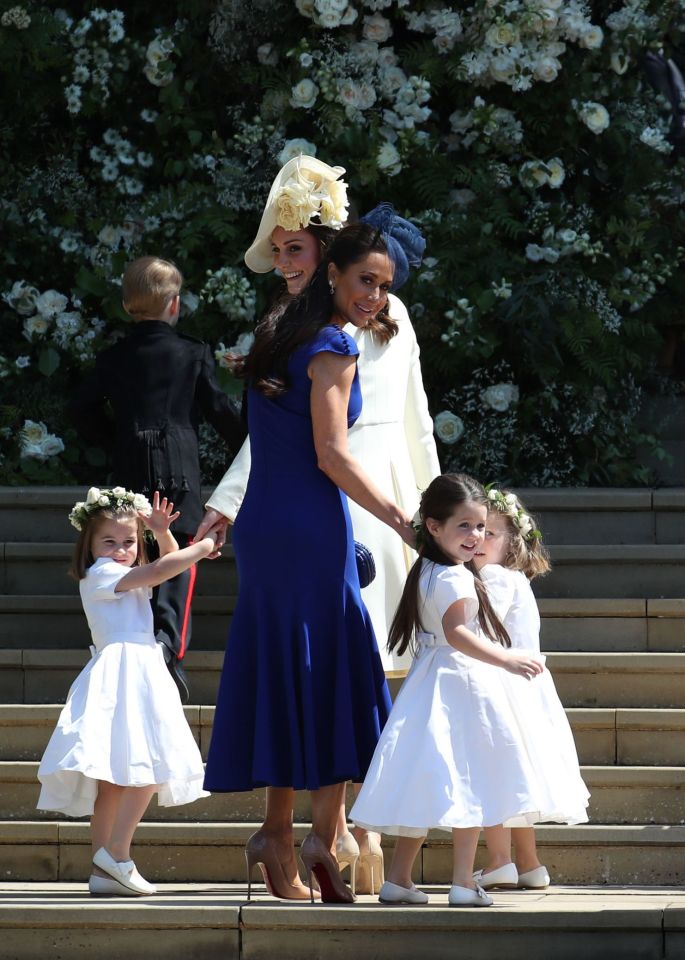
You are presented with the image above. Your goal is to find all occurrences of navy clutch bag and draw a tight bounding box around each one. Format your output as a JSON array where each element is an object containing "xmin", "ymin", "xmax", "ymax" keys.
[{"xmin": 354, "ymin": 540, "xmax": 376, "ymax": 588}]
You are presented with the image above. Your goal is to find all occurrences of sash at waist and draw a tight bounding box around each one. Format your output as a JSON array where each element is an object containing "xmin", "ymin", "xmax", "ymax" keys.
[{"xmin": 92, "ymin": 631, "xmax": 157, "ymax": 652}]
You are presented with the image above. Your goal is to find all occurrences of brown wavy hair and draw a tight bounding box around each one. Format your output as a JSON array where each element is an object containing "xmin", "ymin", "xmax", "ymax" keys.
[
  {"xmin": 488, "ymin": 491, "xmax": 551, "ymax": 581},
  {"xmin": 241, "ymin": 223, "xmax": 398, "ymax": 397},
  {"xmin": 388, "ymin": 474, "xmax": 511, "ymax": 657}
]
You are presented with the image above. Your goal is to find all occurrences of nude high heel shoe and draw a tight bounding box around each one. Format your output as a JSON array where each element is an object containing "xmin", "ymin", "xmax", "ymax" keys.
[
  {"xmin": 335, "ymin": 832, "xmax": 359, "ymax": 896},
  {"xmin": 245, "ymin": 830, "xmax": 314, "ymax": 901},
  {"xmin": 354, "ymin": 833, "xmax": 384, "ymax": 895},
  {"xmin": 300, "ymin": 832, "xmax": 356, "ymax": 904}
]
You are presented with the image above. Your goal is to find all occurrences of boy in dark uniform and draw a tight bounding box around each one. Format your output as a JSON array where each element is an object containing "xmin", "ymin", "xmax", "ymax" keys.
[{"xmin": 69, "ymin": 256, "xmax": 246, "ymax": 700}]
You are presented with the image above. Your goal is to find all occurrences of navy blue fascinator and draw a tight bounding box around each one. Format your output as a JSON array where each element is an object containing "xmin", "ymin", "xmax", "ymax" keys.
[{"xmin": 360, "ymin": 203, "xmax": 426, "ymax": 291}]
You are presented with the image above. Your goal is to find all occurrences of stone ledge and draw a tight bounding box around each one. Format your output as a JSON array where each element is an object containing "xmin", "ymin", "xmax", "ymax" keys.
[
  {"xmin": 515, "ymin": 489, "xmax": 653, "ymax": 510},
  {"xmin": 617, "ymin": 709, "xmax": 685, "ymax": 731}
]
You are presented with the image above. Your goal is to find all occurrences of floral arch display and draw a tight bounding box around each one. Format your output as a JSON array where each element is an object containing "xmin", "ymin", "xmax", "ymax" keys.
[{"xmin": 1, "ymin": 1, "xmax": 683, "ymax": 486}]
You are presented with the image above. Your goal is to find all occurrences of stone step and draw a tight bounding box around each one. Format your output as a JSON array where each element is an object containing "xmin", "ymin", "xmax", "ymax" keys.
[
  {"xmin": 1, "ymin": 593, "xmax": 684, "ymax": 652},
  {"xmin": 3, "ymin": 821, "xmax": 685, "ymax": 887},
  {"xmin": 6, "ymin": 540, "xmax": 685, "ymax": 600},
  {"xmin": 0, "ymin": 542, "xmax": 238, "ymax": 596},
  {"xmin": 4, "ymin": 704, "xmax": 685, "ymax": 767},
  {"xmin": 535, "ymin": 545, "xmax": 685, "ymax": 599},
  {"xmin": 1, "ymin": 762, "xmax": 681, "ymax": 826},
  {"xmin": 3, "ymin": 650, "xmax": 685, "ymax": 708},
  {"xmin": 3, "ymin": 883, "xmax": 684, "ymax": 960}
]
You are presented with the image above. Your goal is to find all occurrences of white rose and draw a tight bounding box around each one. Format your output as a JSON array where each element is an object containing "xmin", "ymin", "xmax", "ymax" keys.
[
  {"xmin": 504, "ymin": 493, "xmax": 518, "ymax": 505},
  {"xmin": 23, "ymin": 316, "xmax": 50, "ymax": 340},
  {"xmin": 485, "ymin": 23, "xmax": 520, "ymax": 48},
  {"xmin": 434, "ymin": 411, "xmax": 464, "ymax": 445},
  {"xmin": 42, "ymin": 436, "xmax": 65, "ymax": 458},
  {"xmin": 519, "ymin": 161, "xmax": 549, "ymax": 189},
  {"xmin": 3, "ymin": 280, "xmax": 39, "ymax": 316},
  {"xmin": 519, "ymin": 515, "xmax": 533, "ymax": 536},
  {"xmin": 318, "ymin": 10, "xmax": 343, "ymax": 27},
  {"xmin": 579, "ymin": 102, "xmax": 610, "ymax": 134},
  {"xmin": 133, "ymin": 493, "xmax": 152, "ymax": 514},
  {"xmin": 526, "ymin": 243, "xmax": 545, "ymax": 262},
  {"xmin": 98, "ymin": 495, "xmax": 110, "ymax": 507},
  {"xmin": 295, "ymin": 0, "xmax": 316, "ymax": 16},
  {"xmin": 144, "ymin": 63, "xmax": 173, "ymax": 87},
  {"xmin": 377, "ymin": 141, "xmax": 401, "ymax": 175},
  {"xmin": 580, "ymin": 25, "xmax": 603, "ymax": 49},
  {"xmin": 534, "ymin": 56, "xmax": 560, "ymax": 82},
  {"xmin": 363, "ymin": 13, "xmax": 392, "ymax": 43},
  {"xmin": 546, "ymin": 157, "xmax": 565, "ymax": 188},
  {"xmin": 111, "ymin": 486, "xmax": 127, "ymax": 497},
  {"xmin": 277, "ymin": 138, "xmax": 318, "ymax": 166},
  {"xmin": 340, "ymin": 5, "xmax": 357, "ymax": 25},
  {"xmin": 489, "ymin": 54, "xmax": 516, "ymax": 82},
  {"xmin": 290, "ymin": 78, "xmax": 319, "ymax": 109},
  {"xmin": 482, "ymin": 382, "xmax": 519, "ymax": 412},
  {"xmin": 35, "ymin": 289, "xmax": 68, "ymax": 318},
  {"xmin": 86, "ymin": 486, "xmax": 101, "ymax": 505},
  {"xmin": 338, "ymin": 79, "xmax": 361, "ymax": 108},
  {"xmin": 22, "ymin": 420, "xmax": 48, "ymax": 444},
  {"xmin": 146, "ymin": 38, "xmax": 168, "ymax": 67},
  {"xmin": 488, "ymin": 489, "xmax": 498, "ymax": 500}
]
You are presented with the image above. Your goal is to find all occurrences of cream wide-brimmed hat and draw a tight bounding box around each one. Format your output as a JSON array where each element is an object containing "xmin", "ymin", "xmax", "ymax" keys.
[{"xmin": 244, "ymin": 155, "xmax": 350, "ymax": 273}]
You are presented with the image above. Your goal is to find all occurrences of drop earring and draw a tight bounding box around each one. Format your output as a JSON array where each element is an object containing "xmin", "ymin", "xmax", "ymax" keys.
[{"xmin": 329, "ymin": 281, "xmax": 335, "ymax": 295}]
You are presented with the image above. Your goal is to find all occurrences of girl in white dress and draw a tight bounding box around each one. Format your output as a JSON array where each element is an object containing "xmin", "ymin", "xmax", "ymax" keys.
[
  {"xmin": 350, "ymin": 473, "xmax": 548, "ymax": 907},
  {"xmin": 472, "ymin": 489, "xmax": 589, "ymax": 891},
  {"xmin": 37, "ymin": 488, "xmax": 220, "ymax": 897}
]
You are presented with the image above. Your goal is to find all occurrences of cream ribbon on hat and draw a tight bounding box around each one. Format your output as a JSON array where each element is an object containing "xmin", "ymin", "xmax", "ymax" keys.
[{"xmin": 244, "ymin": 155, "xmax": 349, "ymax": 274}]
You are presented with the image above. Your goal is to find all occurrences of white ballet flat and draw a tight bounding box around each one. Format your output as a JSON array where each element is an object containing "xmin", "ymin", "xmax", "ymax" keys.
[
  {"xmin": 448, "ymin": 883, "xmax": 493, "ymax": 907},
  {"xmin": 88, "ymin": 874, "xmax": 142, "ymax": 897},
  {"xmin": 517, "ymin": 865, "xmax": 551, "ymax": 889},
  {"xmin": 93, "ymin": 847, "xmax": 156, "ymax": 895},
  {"xmin": 379, "ymin": 880, "xmax": 429, "ymax": 904},
  {"xmin": 473, "ymin": 862, "xmax": 518, "ymax": 889}
]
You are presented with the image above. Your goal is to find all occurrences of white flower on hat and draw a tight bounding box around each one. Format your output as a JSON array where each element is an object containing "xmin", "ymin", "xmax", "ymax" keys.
[
  {"xmin": 434, "ymin": 411, "xmax": 464, "ymax": 444},
  {"xmin": 319, "ymin": 177, "xmax": 348, "ymax": 227},
  {"xmin": 278, "ymin": 138, "xmax": 318, "ymax": 166},
  {"xmin": 276, "ymin": 179, "xmax": 317, "ymax": 232},
  {"xmin": 290, "ymin": 78, "xmax": 319, "ymax": 109}
]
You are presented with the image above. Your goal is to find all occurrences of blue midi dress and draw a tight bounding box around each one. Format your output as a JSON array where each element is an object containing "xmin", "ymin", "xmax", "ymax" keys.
[{"xmin": 203, "ymin": 325, "xmax": 392, "ymax": 792}]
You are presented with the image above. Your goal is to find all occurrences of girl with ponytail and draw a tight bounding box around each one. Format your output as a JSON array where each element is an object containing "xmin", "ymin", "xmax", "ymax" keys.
[{"xmin": 350, "ymin": 473, "xmax": 553, "ymax": 908}]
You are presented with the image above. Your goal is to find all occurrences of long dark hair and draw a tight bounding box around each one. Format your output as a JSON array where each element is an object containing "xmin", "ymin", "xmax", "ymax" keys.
[
  {"xmin": 388, "ymin": 474, "xmax": 511, "ymax": 656},
  {"xmin": 241, "ymin": 223, "xmax": 398, "ymax": 397}
]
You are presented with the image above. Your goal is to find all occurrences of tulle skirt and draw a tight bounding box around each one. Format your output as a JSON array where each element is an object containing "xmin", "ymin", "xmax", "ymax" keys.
[{"xmin": 37, "ymin": 634, "xmax": 208, "ymax": 817}]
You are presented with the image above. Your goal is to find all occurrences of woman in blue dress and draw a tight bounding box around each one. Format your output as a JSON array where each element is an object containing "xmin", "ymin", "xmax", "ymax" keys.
[{"xmin": 204, "ymin": 221, "xmax": 419, "ymax": 903}]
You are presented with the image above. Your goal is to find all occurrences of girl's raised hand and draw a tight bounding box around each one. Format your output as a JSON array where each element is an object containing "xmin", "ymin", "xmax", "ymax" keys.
[
  {"xmin": 504, "ymin": 652, "xmax": 544, "ymax": 681},
  {"xmin": 141, "ymin": 491, "xmax": 181, "ymax": 536}
]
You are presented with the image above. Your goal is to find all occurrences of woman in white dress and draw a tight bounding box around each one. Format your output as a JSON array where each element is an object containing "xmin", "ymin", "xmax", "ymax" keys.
[
  {"xmin": 472, "ymin": 488, "xmax": 589, "ymax": 891},
  {"xmin": 195, "ymin": 156, "xmax": 440, "ymax": 895},
  {"xmin": 37, "ymin": 489, "xmax": 220, "ymax": 897}
]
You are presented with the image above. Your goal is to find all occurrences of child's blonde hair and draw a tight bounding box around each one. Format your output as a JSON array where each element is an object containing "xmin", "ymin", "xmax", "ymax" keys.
[
  {"xmin": 486, "ymin": 488, "xmax": 551, "ymax": 581},
  {"xmin": 122, "ymin": 256, "xmax": 182, "ymax": 322},
  {"xmin": 70, "ymin": 506, "xmax": 148, "ymax": 580}
]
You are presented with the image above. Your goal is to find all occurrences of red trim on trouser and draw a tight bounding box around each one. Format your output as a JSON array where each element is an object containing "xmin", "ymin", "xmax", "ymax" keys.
[{"xmin": 178, "ymin": 555, "xmax": 197, "ymax": 661}]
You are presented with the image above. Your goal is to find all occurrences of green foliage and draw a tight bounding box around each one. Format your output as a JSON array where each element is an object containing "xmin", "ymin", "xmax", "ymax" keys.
[{"xmin": 0, "ymin": 0, "xmax": 682, "ymax": 486}]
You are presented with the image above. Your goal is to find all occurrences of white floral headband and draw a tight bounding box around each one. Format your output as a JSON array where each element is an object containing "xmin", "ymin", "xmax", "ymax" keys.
[
  {"xmin": 486, "ymin": 487, "xmax": 541, "ymax": 543},
  {"xmin": 275, "ymin": 168, "xmax": 349, "ymax": 233},
  {"xmin": 69, "ymin": 486, "xmax": 152, "ymax": 531}
]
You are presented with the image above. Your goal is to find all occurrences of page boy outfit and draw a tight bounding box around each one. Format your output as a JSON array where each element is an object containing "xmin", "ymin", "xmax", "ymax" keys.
[{"xmin": 69, "ymin": 320, "xmax": 246, "ymax": 698}]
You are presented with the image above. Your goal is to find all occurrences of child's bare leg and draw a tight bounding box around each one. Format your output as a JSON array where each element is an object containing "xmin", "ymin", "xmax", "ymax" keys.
[
  {"xmin": 452, "ymin": 827, "xmax": 481, "ymax": 889},
  {"xmin": 91, "ymin": 780, "xmax": 123, "ymax": 877},
  {"xmin": 482, "ymin": 825, "xmax": 513, "ymax": 871},
  {"xmin": 385, "ymin": 836, "xmax": 424, "ymax": 888},
  {"xmin": 107, "ymin": 784, "xmax": 157, "ymax": 861},
  {"xmin": 512, "ymin": 827, "xmax": 542, "ymax": 874}
]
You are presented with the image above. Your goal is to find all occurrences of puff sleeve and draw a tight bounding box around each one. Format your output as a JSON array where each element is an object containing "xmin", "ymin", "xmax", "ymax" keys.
[{"xmin": 431, "ymin": 565, "xmax": 479, "ymax": 624}]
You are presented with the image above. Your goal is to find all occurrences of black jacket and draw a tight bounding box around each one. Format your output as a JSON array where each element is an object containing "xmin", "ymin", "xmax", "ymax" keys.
[{"xmin": 69, "ymin": 321, "xmax": 246, "ymax": 533}]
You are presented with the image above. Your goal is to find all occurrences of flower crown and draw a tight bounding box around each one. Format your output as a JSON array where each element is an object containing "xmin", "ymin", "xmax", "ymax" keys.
[
  {"xmin": 275, "ymin": 166, "xmax": 349, "ymax": 233},
  {"xmin": 486, "ymin": 487, "xmax": 541, "ymax": 543},
  {"xmin": 69, "ymin": 486, "xmax": 152, "ymax": 532}
]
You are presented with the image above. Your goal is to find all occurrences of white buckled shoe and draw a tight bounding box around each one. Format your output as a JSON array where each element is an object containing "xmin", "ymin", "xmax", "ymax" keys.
[
  {"xmin": 473, "ymin": 862, "xmax": 518, "ymax": 889},
  {"xmin": 448, "ymin": 883, "xmax": 493, "ymax": 907},
  {"xmin": 517, "ymin": 866, "xmax": 550, "ymax": 889},
  {"xmin": 379, "ymin": 880, "xmax": 429, "ymax": 904},
  {"xmin": 93, "ymin": 847, "xmax": 156, "ymax": 895}
]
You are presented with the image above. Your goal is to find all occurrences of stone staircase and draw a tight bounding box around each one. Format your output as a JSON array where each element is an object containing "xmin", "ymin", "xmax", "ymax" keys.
[{"xmin": 2, "ymin": 486, "xmax": 685, "ymax": 959}]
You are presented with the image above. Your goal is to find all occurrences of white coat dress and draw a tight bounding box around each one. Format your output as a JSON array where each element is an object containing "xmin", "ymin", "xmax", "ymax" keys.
[{"xmin": 206, "ymin": 294, "xmax": 441, "ymax": 672}]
